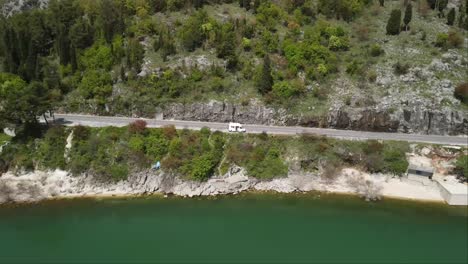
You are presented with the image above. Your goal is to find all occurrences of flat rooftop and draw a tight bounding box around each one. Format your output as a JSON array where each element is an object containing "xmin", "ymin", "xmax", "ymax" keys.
[{"xmin": 437, "ymin": 179, "xmax": 468, "ymax": 195}]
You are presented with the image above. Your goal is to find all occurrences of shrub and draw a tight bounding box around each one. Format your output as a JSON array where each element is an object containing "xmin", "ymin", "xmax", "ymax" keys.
[
  {"xmin": 447, "ymin": 31, "xmax": 463, "ymax": 48},
  {"xmin": 367, "ymin": 70, "xmax": 378, "ymax": 82},
  {"xmin": 454, "ymin": 155, "xmax": 468, "ymax": 181},
  {"xmin": 393, "ymin": 61, "xmax": 410, "ymax": 75},
  {"xmin": 272, "ymin": 81, "xmax": 303, "ymax": 98},
  {"xmin": 73, "ymin": 125, "xmax": 91, "ymax": 141},
  {"xmin": 128, "ymin": 120, "xmax": 147, "ymax": 134},
  {"xmin": 370, "ymin": 44, "xmax": 384, "ymax": 57},
  {"xmin": 188, "ymin": 154, "xmax": 215, "ymax": 181},
  {"xmin": 328, "ymin": 35, "xmax": 349, "ymax": 51},
  {"xmin": 110, "ymin": 164, "xmax": 129, "ymax": 181},
  {"xmin": 346, "ymin": 60, "xmax": 364, "ymax": 75},
  {"xmin": 382, "ymin": 147, "xmax": 408, "ymax": 175},
  {"xmin": 435, "ymin": 33, "xmax": 448, "ymax": 47},
  {"xmin": 129, "ymin": 135, "xmax": 145, "ymax": 152},
  {"xmin": 454, "ymin": 83, "xmax": 468, "ymax": 104},
  {"xmin": 386, "ymin": 9, "xmax": 402, "ymax": 35},
  {"xmin": 35, "ymin": 126, "xmax": 67, "ymax": 169},
  {"xmin": 162, "ymin": 125, "xmax": 177, "ymax": 139},
  {"xmin": 247, "ymin": 146, "xmax": 288, "ymax": 179}
]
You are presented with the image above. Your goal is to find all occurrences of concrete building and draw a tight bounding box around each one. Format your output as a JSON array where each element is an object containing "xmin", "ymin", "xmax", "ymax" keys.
[
  {"xmin": 406, "ymin": 165, "xmax": 434, "ymax": 185},
  {"xmin": 436, "ymin": 179, "xmax": 468, "ymax": 206}
]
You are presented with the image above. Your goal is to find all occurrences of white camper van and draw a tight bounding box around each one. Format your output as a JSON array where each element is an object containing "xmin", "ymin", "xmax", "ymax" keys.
[{"xmin": 228, "ymin": 122, "xmax": 246, "ymax": 132}]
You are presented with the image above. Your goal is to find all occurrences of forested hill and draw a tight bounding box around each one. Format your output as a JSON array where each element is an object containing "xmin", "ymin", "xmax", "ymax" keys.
[{"xmin": 0, "ymin": 0, "xmax": 467, "ymax": 134}]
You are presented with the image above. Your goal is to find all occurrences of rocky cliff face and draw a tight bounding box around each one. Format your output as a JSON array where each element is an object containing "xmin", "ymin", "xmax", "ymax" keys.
[
  {"xmin": 162, "ymin": 101, "xmax": 292, "ymax": 125},
  {"xmin": 161, "ymin": 101, "xmax": 467, "ymax": 135},
  {"xmin": 0, "ymin": 167, "xmax": 388, "ymax": 204}
]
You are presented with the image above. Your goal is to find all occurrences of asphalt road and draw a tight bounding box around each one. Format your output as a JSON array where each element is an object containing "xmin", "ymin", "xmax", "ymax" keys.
[{"xmin": 50, "ymin": 114, "xmax": 467, "ymax": 146}]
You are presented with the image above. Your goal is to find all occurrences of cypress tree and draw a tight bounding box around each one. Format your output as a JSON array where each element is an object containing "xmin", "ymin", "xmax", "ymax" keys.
[
  {"xmin": 386, "ymin": 9, "xmax": 402, "ymax": 35},
  {"xmin": 257, "ymin": 55, "xmax": 273, "ymax": 95},
  {"xmin": 438, "ymin": 0, "xmax": 448, "ymax": 17},
  {"xmin": 403, "ymin": 3, "xmax": 412, "ymax": 31},
  {"xmin": 447, "ymin": 8, "xmax": 456, "ymax": 25}
]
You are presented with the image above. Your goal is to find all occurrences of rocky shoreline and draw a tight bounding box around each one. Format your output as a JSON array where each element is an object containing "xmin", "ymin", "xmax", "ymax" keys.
[{"xmin": 0, "ymin": 166, "xmax": 445, "ymax": 204}]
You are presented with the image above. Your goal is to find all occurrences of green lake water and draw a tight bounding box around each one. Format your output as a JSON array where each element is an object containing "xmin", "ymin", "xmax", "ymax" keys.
[{"xmin": 0, "ymin": 193, "xmax": 467, "ymax": 264}]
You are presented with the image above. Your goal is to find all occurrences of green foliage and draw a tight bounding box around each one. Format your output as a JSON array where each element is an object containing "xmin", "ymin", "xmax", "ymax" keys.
[
  {"xmin": 79, "ymin": 41, "xmax": 114, "ymax": 70},
  {"xmin": 386, "ymin": 9, "xmax": 401, "ymax": 35},
  {"xmin": 272, "ymin": 81, "xmax": 304, "ymax": 98},
  {"xmin": 77, "ymin": 70, "xmax": 113, "ymax": 106},
  {"xmin": 403, "ymin": 3, "xmax": 412, "ymax": 30},
  {"xmin": 256, "ymin": 2, "xmax": 283, "ymax": 30},
  {"xmin": 255, "ymin": 55, "xmax": 273, "ymax": 95},
  {"xmin": 35, "ymin": 126, "xmax": 67, "ymax": 169},
  {"xmin": 382, "ymin": 143, "xmax": 409, "ymax": 175},
  {"xmin": 317, "ymin": 0, "xmax": 367, "ymax": 21},
  {"xmin": 370, "ymin": 44, "xmax": 384, "ymax": 57},
  {"xmin": 393, "ymin": 61, "xmax": 410, "ymax": 75},
  {"xmin": 454, "ymin": 155, "xmax": 468, "ymax": 180},
  {"xmin": 110, "ymin": 164, "xmax": 129, "ymax": 181},
  {"xmin": 179, "ymin": 10, "xmax": 209, "ymax": 51},
  {"xmin": 435, "ymin": 33, "xmax": 448, "ymax": 47},
  {"xmin": 447, "ymin": 8, "xmax": 456, "ymax": 25},
  {"xmin": 187, "ymin": 153, "xmax": 216, "ymax": 181},
  {"xmin": 0, "ymin": 73, "xmax": 52, "ymax": 128}
]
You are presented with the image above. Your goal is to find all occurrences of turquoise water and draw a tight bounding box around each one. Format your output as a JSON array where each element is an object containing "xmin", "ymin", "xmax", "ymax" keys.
[{"xmin": 0, "ymin": 193, "xmax": 466, "ymax": 264}]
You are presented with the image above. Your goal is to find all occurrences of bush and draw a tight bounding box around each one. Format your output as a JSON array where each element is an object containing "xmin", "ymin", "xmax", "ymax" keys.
[
  {"xmin": 454, "ymin": 83, "xmax": 468, "ymax": 104},
  {"xmin": 110, "ymin": 164, "xmax": 129, "ymax": 181},
  {"xmin": 162, "ymin": 125, "xmax": 177, "ymax": 139},
  {"xmin": 370, "ymin": 44, "xmax": 384, "ymax": 57},
  {"xmin": 346, "ymin": 60, "xmax": 364, "ymax": 75},
  {"xmin": 393, "ymin": 61, "xmax": 410, "ymax": 75},
  {"xmin": 386, "ymin": 9, "xmax": 402, "ymax": 35},
  {"xmin": 272, "ymin": 81, "xmax": 303, "ymax": 98},
  {"xmin": 435, "ymin": 33, "xmax": 448, "ymax": 47},
  {"xmin": 128, "ymin": 120, "xmax": 147, "ymax": 134},
  {"xmin": 188, "ymin": 154, "xmax": 215, "ymax": 181},
  {"xmin": 367, "ymin": 70, "xmax": 377, "ymax": 82},
  {"xmin": 447, "ymin": 31, "xmax": 463, "ymax": 48},
  {"xmin": 382, "ymin": 147, "xmax": 408, "ymax": 175},
  {"xmin": 35, "ymin": 126, "xmax": 67, "ymax": 169},
  {"xmin": 73, "ymin": 125, "xmax": 91, "ymax": 141},
  {"xmin": 247, "ymin": 146, "xmax": 288, "ymax": 179},
  {"xmin": 454, "ymin": 155, "xmax": 468, "ymax": 181}
]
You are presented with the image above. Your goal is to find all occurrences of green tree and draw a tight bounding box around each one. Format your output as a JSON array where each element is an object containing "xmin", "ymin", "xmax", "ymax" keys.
[
  {"xmin": 178, "ymin": 10, "xmax": 208, "ymax": 51},
  {"xmin": 447, "ymin": 8, "xmax": 456, "ymax": 25},
  {"xmin": 379, "ymin": 0, "xmax": 384, "ymax": 7},
  {"xmin": 0, "ymin": 73, "xmax": 50, "ymax": 129},
  {"xmin": 403, "ymin": 3, "xmax": 412, "ymax": 31},
  {"xmin": 386, "ymin": 9, "xmax": 402, "ymax": 35},
  {"xmin": 256, "ymin": 55, "xmax": 273, "ymax": 95}
]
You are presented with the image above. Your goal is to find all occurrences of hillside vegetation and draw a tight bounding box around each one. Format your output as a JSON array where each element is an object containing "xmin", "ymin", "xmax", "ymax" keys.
[
  {"xmin": 0, "ymin": 0, "xmax": 467, "ymax": 133},
  {"xmin": 0, "ymin": 122, "xmax": 411, "ymax": 182}
]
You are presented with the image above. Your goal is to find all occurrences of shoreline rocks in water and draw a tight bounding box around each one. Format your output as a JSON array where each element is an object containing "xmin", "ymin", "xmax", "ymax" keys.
[{"xmin": 0, "ymin": 167, "xmax": 446, "ymax": 204}]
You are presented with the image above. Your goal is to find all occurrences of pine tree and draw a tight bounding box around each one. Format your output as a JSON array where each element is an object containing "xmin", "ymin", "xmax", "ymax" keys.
[
  {"xmin": 257, "ymin": 55, "xmax": 273, "ymax": 95},
  {"xmin": 386, "ymin": 9, "xmax": 402, "ymax": 35},
  {"xmin": 403, "ymin": 3, "xmax": 412, "ymax": 31},
  {"xmin": 447, "ymin": 8, "xmax": 456, "ymax": 25}
]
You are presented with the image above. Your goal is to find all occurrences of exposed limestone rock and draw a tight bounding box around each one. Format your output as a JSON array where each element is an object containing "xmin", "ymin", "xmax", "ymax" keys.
[{"xmin": 162, "ymin": 100, "xmax": 291, "ymax": 126}]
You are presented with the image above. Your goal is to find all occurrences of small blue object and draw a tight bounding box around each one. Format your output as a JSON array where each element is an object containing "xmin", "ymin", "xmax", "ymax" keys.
[{"xmin": 152, "ymin": 161, "xmax": 161, "ymax": 170}]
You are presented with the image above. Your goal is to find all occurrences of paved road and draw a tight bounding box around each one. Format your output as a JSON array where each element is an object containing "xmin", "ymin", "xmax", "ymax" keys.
[{"xmin": 50, "ymin": 114, "xmax": 467, "ymax": 146}]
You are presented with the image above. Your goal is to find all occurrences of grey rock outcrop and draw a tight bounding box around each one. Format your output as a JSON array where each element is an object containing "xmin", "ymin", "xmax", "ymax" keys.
[
  {"xmin": 161, "ymin": 100, "xmax": 467, "ymax": 135},
  {"xmin": 162, "ymin": 100, "xmax": 291, "ymax": 125}
]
